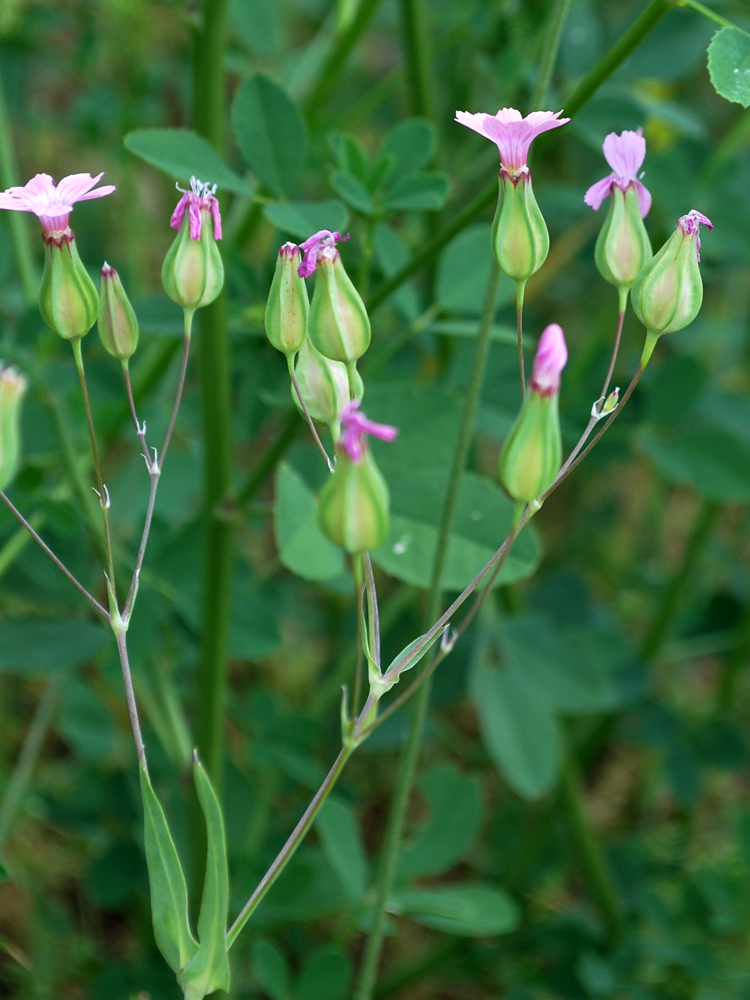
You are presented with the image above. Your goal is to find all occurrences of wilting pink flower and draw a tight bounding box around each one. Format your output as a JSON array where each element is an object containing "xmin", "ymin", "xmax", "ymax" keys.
[
  {"xmin": 677, "ymin": 209, "xmax": 713, "ymax": 262},
  {"xmin": 454, "ymin": 108, "xmax": 569, "ymax": 178},
  {"xmin": 298, "ymin": 229, "xmax": 350, "ymax": 278},
  {"xmin": 529, "ymin": 323, "xmax": 568, "ymax": 396},
  {"xmin": 339, "ymin": 400, "xmax": 398, "ymax": 464},
  {"xmin": 584, "ymin": 129, "xmax": 652, "ymax": 218},
  {"xmin": 171, "ymin": 176, "xmax": 222, "ymax": 240},
  {"xmin": 0, "ymin": 172, "xmax": 115, "ymax": 237}
]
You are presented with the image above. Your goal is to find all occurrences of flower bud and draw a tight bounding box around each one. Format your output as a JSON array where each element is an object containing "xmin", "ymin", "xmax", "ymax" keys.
[
  {"xmin": 318, "ymin": 450, "xmax": 391, "ymax": 553},
  {"xmin": 98, "ymin": 263, "xmax": 139, "ymax": 363},
  {"xmin": 265, "ymin": 243, "xmax": 309, "ymax": 357},
  {"xmin": 307, "ymin": 248, "xmax": 371, "ymax": 363},
  {"xmin": 594, "ymin": 185, "xmax": 652, "ymax": 291},
  {"xmin": 292, "ymin": 337, "xmax": 361, "ymax": 427},
  {"xmin": 499, "ymin": 324, "xmax": 567, "ymax": 503},
  {"xmin": 162, "ymin": 178, "xmax": 224, "ymax": 314},
  {"xmin": 0, "ymin": 365, "xmax": 27, "ymax": 492},
  {"xmin": 38, "ymin": 231, "xmax": 99, "ymax": 341},
  {"xmin": 631, "ymin": 210, "xmax": 712, "ymax": 336},
  {"xmin": 491, "ymin": 173, "xmax": 549, "ymax": 282}
]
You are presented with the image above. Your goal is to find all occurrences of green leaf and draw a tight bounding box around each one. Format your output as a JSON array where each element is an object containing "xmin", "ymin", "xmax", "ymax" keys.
[
  {"xmin": 372, "ymin": 469, "xmax": 540, "ymax": 590},
  {"xmin": 471, "ymin": 664, "xmax": 560, "ymax": 799},
  {"xmin": 329, "ymin": 132, "xmax": 369, "ymax": 179},
  {"xmin": 124, "ymin": 128, "xmax": 252, "ymax": 195},
  {"xmin": 380, "ymin": 172, "xmax": 450, "ymax": 211},
  {"xmin": 251, "ymin": 939, "xmax": 291, "ymax": 1000},
  {"xmin": 139, "ymin": 765, "xmax": 198, "ymax": 975},
  {"xmin": 58, "ymin": 680, "xmax": 117, "ymax": 761},
  {"xmin": 436, "ymin": 224, "xmax": 495, "ymax": 313},
  {"xmin": 274, "ymin": 462, "xmax": 345, "ymax": 581},
  {"xmin": 708, "ymin": 27, "xmax": 750, "ymax": 108},
  {"xmin": 398, "ymin": 766, "xmax": 483, "ymax": 880},
  {"xmin": 640, "ymin": 426, "xmax": 750, "ymax": 501},
  {"xmin": 316, "ymin": 798, "xmax": 368, "ymax": 901},
  {"xmin": 231, "ymin": 73, "xmax": 307, "ymax": 197},
  {"xmin": 381, "ymin": 118, "xmax": 436, "ymax": 175},
  {"xmin": 329, "ymin": 171, "xmax": 376, "ymax": 215},
  {"xmin": 179, "ymin": 757, "xmax": 230, "ymax": 1000},
  {"xmin": 0, "ymin": 619, "xmax": 108, "ymax": 675},
  {"xmin": 297, "ymin": 945, "xmax": 353, "ymax": 1000},
  {"xmin": 263, "ymin": 199, "xmax": 349, "ymax": 240},
  {"xmin": 393, "ymin": 883, "xmax": 520, "ymax": 936}
]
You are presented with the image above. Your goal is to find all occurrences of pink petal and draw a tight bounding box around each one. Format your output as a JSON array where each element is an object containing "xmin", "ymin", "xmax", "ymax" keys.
[
  {"xmin": 55, "ymin": 172, "xmax": 108, "ymax": 204},
  {"xmin": 454, "ymin": 111, "xmax": 493, "ymax": 139},
  {"xmin": 210, "ymin": 198, "xmax": 222, "ymax": 240},
  {"xmin": 187, "ymin": 200, "xmax": 203, "ymax": 240},
  {"xmin": 530, "ymin": 323, "xmax": 567, "ymax": 395},
  {"xmin": 170, "ymin": 192, "xmax": 190, "ymax": 231},
  {"xmin": 602, "ymin": 130, "xmax": 645, "ymax": 182},
  {"xmin": 584, "ymin": 175, "xmax": 614, "ymax": 211},
  {"xmin": 494, "ymin": 108, "xmax": 524, "ymax": 124},
  {"xmin": 634, "ymin": 179, "xmax": 651, "ymax": 219}
]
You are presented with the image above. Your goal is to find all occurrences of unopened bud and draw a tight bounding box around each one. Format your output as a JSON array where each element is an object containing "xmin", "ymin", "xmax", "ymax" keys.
[
  {"xmin": 318, "ymin": 450, "xmax": 390, "ymax": 553},
  {"xmin": 602, "ymin": 387, "xmax": 619, "ymax": 414},
  {"xmin": 306, "ymin": 243, "xmax": 371, "ymax": 363},
  {"xmin": 0, "ymin": 365, "xmax": 27, "ymax": 491},
  {"xmin": 162, "ymin": 178, "xmax": 224, "ymax": 314},
  {"xmin": 265, "ymin": 243, "xmax": 309, "ymax": 357},
  {"xmin": 594, "ymin": 185, "xmax": 652, "ymax": 290},
  {"xmin": 98, "ymin": 264, "xmax": 139, "ymax": 363},
  {"xmin": 631, "ymin": 210, "xmax": 712, "ymax": 336},
  {"xmin": 491, "ymin": 173, "xmax": 549, "ymax": 282},
  {"xmin": 38, "ymin": 231, "xmax": 99, "ymax": 341},
  {"xmin": 292, "ymin": 338, "xmax": 361, "ymax": 427},
  {"xmin": 499, "ymin": 324, "xmax": 567, "ymax": 502}
]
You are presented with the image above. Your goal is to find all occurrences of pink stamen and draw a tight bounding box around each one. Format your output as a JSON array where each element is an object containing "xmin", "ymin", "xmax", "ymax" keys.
[{"xmin": 170, "ymin": 176, "xmax": 222, "ymax": 241}]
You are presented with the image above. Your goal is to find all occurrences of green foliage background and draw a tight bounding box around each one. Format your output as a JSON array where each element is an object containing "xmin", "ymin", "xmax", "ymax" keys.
[{"xmin": 1, "ymin": 0, "xmax": 750, "ymax": 998}]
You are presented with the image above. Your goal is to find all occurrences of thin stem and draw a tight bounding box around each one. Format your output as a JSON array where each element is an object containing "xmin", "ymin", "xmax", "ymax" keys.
[
  {"xmin": 531, "ymin": 0, "xmax": 573, "ymax": 107},
  {"xmin": 364, "ymin": 554, "xmax": 381, "ymax": 669},
  {"xmin": 0, "ymin": 491, "xmax": 108, "ymax": 620},
  {"xmin": 0, "ymin": 73, "xmax": 37, "ymax": 305},
  {"xmin": 114, "ymin": 625, "xmax": 148, "ymax": 773},
  {"xmin": 289, "ymin": 360, "xmax": 335, "ymax": 472},
  {"xmin": 161, "ymin": 318, "xmax": 193, "ymax": 465},
  {"xmin": 302, "ymin": 0, "xmax": 386, "ymax": 120},
  {"xmin": 356, "ymin": 264, "xmax": 501, "ymax": 1000},
  {"xmin": 0, "ymin": 672, "xmax": 65, "ymax": 848},
  {"xmin": 399, "ymin": 0, "xmax": 438, "ymax": 125},
  {"xmin": 516, "ymin": 280, "xmax": 526, "ymax": 399},
  {"xmin": 226, "ymin": 747, "xmax": 352, "ymax": 948},
  {"xmin": 676, "ymin": 0, "xmax": 739, "ymax": 29},
  {"xmin": 122, "ymin": 363, "xmax": 150, "ymax": 460},
  {"xmin": 70, "ymin": 337, "xmax": 118, "ymax": 603}
]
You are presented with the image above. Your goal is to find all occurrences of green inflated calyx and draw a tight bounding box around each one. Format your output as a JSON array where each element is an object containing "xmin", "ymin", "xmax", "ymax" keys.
[
  {"xmin": 631, "ymin": 209, "xmax": 712, "ymax": 337},
  {"xmin": 0, "ymin": 365, "xmax": 27, "ymax": 492},
  {"xmin": 309, "ymin": 252, "xmax": 371, "ymax": 363},
  {"xmin": 292, "ymin": 337, "xmax": 362, "ymax": 428},
  {"xmin": 265, "ymin": 243, "xmax": 309, "ymax": 357},
  {"xmin": 162, "ymin": 183, "xmax": 224, "ymax": 314},
  {"xmin": 491, "ymin": 173, "xmax": 549, "ymax": 282},
  {"xmin": 594, "ymin": 185, "xmax": 652, "ymax": 292},
  {"xmin": 39, "ymin": 231, "xmax": 98, "ymax": 340},
  {"xmin": 98, "ymin": 263, "xmax": 139, "ymax": 363},
  {"xmin": 319, "ymin": 449, "xmax": 390, "ymax": 554}
]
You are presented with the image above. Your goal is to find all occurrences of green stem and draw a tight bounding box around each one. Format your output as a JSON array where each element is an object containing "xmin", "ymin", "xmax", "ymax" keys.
[
  {"xmin": 0, "ymin": 72, "xmax": 37, "ymax": 305},
  {"xmin": 559, "ymin": 736, "xmax": 624, "ymax": 942},
  {"xmin": 398, "ymin": 0, "xmax": 438, "ymax": 124},
  {"xmin": 365, "ymin": 0, "xmax": 674, "ymax": 314},
  {"xmin": 226, "ymin": 747, "xmax": 352, "ymax": 947},
  {"xmin": 193, "ymin": 0, "xmax": 233, "ymax": 794},
  {"xmin": 355, "ymin": 264, "xmax": 501, "ymax": 1000},
  {"xmin": 303, "ymin": 0, "xmax": 387, "ymax": 120},
  {"xmin": 676, "ymin": 0, "xmax": 739, "ymax": 30},
  {"xmin": 531, "ymin": 0, "xmax": 573, "ymax": 107},
  {"xmin": 516, "ymin": 280, "xmax": 526, "ymax": 399},
  {"xmin": 0, "ymin": 672, "xmax": 66, "ymax": 849},
  {"xmin": 639, "ymin": 499, "xmax": 720, "ymax": 662}
]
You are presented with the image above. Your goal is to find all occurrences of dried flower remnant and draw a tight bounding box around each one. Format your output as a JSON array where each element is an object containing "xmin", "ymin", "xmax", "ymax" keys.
[
  {"xmin": 339, "ymin": 400, "xmax": 398, "ymax": 463},
  {"xmin": 162, "ymin": 176, "xmax": 224, "ymax": 313}
]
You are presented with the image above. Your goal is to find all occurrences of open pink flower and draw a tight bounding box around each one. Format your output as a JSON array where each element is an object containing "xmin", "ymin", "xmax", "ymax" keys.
[
  {"xmin": 171, "ymin": 176, "xmax": 222, "ymax": 241},
  {"xmin": 530, "ymin": 323, "xmax": 568, "ymax": 396},
  {"xmin": 339, "ymin": 400, "xmax": 398, "ymax": 464},
  {"xmin": 584, "ymin": 130, "xmax": 651, "ymax": 218},
  {"xmin": 298, "ymin": 230, "xmax": 350, "ymax": 278},
  {"xmin": 677, "ymin": 209, "xmax": 713, "ymax": 262},
  {"xmin": 0, "ymin": 172, "xmax": 115, "ymax": 236},
  {"xmin": 454, "ymin": 108, "xmax": 569, "ymax": 177}
]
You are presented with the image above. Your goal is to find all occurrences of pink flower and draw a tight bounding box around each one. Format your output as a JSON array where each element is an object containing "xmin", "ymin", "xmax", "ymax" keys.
[
  {"xmin": 584, "ymin": 129, "xmax": 651, "ymax": 218},
  {"xmin": 454, "ymin": 108, "xmax": 569, "ymax": 177},
  {"xmin": 530, "ymin": 323, "xmax": 568, "ymax": 396},
  {"xmin": 339, "ymin": 400, "xmax": 398, "ymax": 464},
  {"xmin": 677, "ymin": 209, "xmax": 713, "ymax": 262},
  {"xmin": 0, "ymin": 172, "xmax": 115, "ymax": 237},
  {"xmin": 170, "ymin": 176, "xmax": 222, "ymax": 240},
  {"xmin": 298, "ymin": 230, "xmax": 350, "ymax": 278}
]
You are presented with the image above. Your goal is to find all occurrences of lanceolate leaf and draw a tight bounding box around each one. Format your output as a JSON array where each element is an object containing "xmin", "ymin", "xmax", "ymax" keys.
[
  {"xmin": 139, "ymin": 765, "xmax": 198, "ymax": 975},
  {"xmin": 178, "ymin": 756, "xmax": 231, "ymax": 1000}
]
